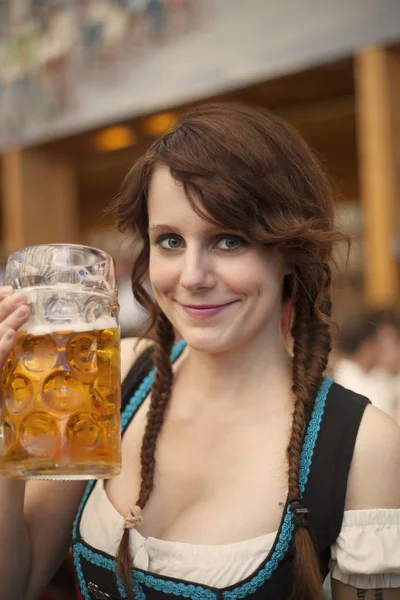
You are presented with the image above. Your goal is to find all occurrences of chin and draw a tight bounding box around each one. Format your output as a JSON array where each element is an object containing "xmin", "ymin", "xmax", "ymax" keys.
[{"xmin": 177, "ymin": 326, "xmax": 240, "ymax": 354}]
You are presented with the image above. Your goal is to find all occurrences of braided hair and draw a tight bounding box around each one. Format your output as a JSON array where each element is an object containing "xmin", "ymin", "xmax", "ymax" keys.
[
  {"xmin": 114, "ymin": 102, "xmax": 343, "ymax": 599},
  {"xmin": 287, "ymin": 265, "xmax": 332, "ymax": 600},
  {"xmin": 116, "ymin": 311, "xmax": 175, "ymax": 598}
]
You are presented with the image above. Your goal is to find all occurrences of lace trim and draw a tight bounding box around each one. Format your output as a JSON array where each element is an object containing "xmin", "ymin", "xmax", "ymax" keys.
[{"xmin": 72, "ymin": 341, "xmax": 333, "ymax": 599}]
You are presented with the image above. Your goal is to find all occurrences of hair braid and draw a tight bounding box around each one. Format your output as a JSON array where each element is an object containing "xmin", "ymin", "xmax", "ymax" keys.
[
  {"xmin": 288, "ymin": 265, "xmax": 332, "ymax": 600},
  {"xmin": 138, "ymin": 311, "xmax": 175, "ymax": 506},
  {"xmin": 116, "ymin": 311, "xmax": 175, "ymax": 599}
]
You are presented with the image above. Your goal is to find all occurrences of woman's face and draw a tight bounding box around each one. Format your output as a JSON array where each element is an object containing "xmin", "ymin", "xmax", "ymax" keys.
[{"xmin": 147, "ymin": 166, "xmax": 288, "ymax": 353}]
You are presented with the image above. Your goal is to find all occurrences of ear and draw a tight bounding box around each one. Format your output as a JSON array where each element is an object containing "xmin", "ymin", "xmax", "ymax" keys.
[
  {"xmin": 277, "ymin": 250, "xmax": 293, "ymax": 277},
  {"xmin": 274, "ymin": 250, "xmax": 293, "ymax": 278},
  {"xmin": 283, "ymin": 260, "xmax": 293, "ymax": 277},
  {"xmin": 281, "ymin": 297, "xmax": 294, "ymax": 347}
]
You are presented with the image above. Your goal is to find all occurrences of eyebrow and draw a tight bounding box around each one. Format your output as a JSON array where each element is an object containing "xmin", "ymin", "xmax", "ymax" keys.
[
  {"xmin": 148, "ymin": 223, "xmax": 231, "ymax": 234},
  {"xmin": 147, "ymin": 224, "xmax": 176, "ymax": 232}
]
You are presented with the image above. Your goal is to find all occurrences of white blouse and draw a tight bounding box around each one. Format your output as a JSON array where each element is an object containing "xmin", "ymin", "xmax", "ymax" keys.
[{"xmin": 80, "ymin": 480, "xmax": 400, "ymax": 590}]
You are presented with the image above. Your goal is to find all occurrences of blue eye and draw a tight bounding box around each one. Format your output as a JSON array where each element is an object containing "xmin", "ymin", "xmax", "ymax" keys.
[
  {"xmin": 215, "ymin": 236, "xmax": 244, "ymax": 251},
  {"xmin": 156, "ymin": 235, "xmax": 182, "ymax": 250}
]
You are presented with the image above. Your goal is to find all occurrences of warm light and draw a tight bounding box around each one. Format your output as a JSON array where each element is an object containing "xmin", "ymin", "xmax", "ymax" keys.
[
  {"xmin": 93, "ymin": 126, "xmax": 137, "ymax": 152},
  {"xmin": 143, "ymin": 112, "xmax": 177, "ymax": 136}
]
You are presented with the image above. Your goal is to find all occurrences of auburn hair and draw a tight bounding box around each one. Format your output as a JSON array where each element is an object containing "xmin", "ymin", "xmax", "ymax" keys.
[{"xmin": 115, "ymin": 102, "xmax": 342, "ymax": 599}]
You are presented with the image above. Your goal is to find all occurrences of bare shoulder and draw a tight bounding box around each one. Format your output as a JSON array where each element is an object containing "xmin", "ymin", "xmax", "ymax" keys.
[
  {"xmin": 120, "ymin": 336, "xmax": 153, "ymax": 381},
  {"xmin": 345, "ymin": 403, "xmax": 400, "ymax": 510}
]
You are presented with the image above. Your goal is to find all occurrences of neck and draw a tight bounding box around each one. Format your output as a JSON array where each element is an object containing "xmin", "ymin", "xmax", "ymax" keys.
[{"xmin": 176, "ymin": 319, "xmax": 292, "ymax": 410}]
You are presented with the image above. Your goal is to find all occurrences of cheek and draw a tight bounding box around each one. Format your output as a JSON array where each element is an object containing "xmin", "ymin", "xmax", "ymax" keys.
[
  {"xmin": 223, "ymin": 258, "xmax": 282, "ymax": 299},
  {"xmin": 149, "ymin": 254, "xmax": 179, "ymax": 294},
  {"xmin": 227, "ymin": 272, "xmax": 261, "ymax": 296}
]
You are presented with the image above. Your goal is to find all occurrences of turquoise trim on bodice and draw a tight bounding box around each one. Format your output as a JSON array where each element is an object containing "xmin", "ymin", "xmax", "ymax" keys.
[{"xmin": 72, "ymin": 340, "xmax": 334, "ymax": 599}]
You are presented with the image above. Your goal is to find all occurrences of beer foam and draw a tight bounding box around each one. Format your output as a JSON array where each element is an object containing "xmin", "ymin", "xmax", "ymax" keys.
[{"xmin": 22, "ymin": 316, "xmax": 118, "ymax": 336}]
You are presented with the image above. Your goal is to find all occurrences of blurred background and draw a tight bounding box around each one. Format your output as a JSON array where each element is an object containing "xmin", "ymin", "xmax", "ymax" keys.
[{"xmin": 0, "ymin": 1, "xmax": 400, "ymax": 598}]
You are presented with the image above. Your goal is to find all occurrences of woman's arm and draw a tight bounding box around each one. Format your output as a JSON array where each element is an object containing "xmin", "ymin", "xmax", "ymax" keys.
[
  {"xmin": 344, "ymin": 405, "xmax": 400, "ymax": 511},
  {"xmin": 0, "ymin": 478, "xmax": 85, "ymax": 600},
  {"xmin": 332, "ymin": 580, "xmax": 400, "ymax": 599},
  {"xmin": 331, "ymin": 405, "xmax": 400, "ymax": 600}
]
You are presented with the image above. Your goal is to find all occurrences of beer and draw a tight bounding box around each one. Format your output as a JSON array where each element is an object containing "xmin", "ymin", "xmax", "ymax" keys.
[{"xmin": 0, "ymin": 316, "xmax": 121, "ymax": 479}]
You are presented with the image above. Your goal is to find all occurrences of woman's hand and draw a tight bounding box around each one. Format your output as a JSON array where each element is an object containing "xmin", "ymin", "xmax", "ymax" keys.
[{"xmin": 0, "ymin": 285, "xmax": 30, "ymax": 369}]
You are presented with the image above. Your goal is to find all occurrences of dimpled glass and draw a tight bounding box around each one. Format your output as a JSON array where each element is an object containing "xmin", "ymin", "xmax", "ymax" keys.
[{"xmin": 0, "ymin": 244, "xmax": 121, "ymax": 480}]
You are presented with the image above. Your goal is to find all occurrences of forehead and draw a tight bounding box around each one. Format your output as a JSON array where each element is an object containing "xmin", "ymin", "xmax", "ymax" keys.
[
  {"xmin": 148, "ymin": 166, "xmax": 185, "ymax": 210},
  {"xmin": 148, "ymin": 166, "xmax": 208, "ymax": 229}
]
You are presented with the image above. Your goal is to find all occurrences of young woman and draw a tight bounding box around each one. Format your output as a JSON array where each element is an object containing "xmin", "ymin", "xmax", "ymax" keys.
[{"xmin": 0, "ymin": 103, "xmax": 399, "ymax": 600}]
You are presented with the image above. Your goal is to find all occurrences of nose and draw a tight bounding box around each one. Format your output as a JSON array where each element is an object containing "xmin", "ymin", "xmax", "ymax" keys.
[{"xmin": 180, "ymin": 248, "xmax": 216, "ymax": 292}]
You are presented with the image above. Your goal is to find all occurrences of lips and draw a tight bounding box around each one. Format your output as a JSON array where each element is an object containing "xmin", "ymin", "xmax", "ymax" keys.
[
  {"xmin": 184, "ymin": 304, "xmax": 229, "ymax": 309},
  {"xmin": 180, "ymin": 300, "xmax": 238, "ymax": 319}
]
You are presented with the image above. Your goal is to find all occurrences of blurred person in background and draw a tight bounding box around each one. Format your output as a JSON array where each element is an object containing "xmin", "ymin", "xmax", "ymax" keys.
[
  {"xmin": 373, "ymin": 310, "xmax": 400, "ymax": 423},
  {"xmin": 334, "ymin": 310, "xmax": 400, "ymax": 421}
]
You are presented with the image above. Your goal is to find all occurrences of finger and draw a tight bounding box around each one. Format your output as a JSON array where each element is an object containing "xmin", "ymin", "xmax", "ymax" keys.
[
  {"xmin": 0, "ymin": 286, "xmax": 14, "ymax": 300},
  {"xmin": 0, "ymin": 292, "xmax": 28, "ymax": 324},
  {"xmin": 0, "ymin": 329, "xmax": 16, "ymax": 368},
  {"xmin": 0, "ymin": 305, "xmax": 30, "ymax": 340}
]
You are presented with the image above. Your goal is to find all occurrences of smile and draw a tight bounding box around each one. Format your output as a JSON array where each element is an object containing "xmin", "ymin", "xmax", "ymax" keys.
[{"xmin": 180, "ymin": 301, "xmax": 238, "ymax": 319}]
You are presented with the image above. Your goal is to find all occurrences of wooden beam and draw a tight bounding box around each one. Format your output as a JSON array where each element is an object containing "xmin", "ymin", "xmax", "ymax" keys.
[
  {"xmin": 2, "ymin": 149, "xmax": 26, "ymax": 254},
  {"xmin": 354, "ymin": 46, "xmax": 399, "ymax": 307},
  {"xmin": 1, "ymin": 147, "xmax": 79, "ymax": 256}
]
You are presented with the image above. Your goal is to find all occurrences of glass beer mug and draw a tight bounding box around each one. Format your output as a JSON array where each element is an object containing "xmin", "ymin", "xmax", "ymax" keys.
[{"xmin": 0, "ymin": 244, "xmax": 121, "ymax": 479}]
